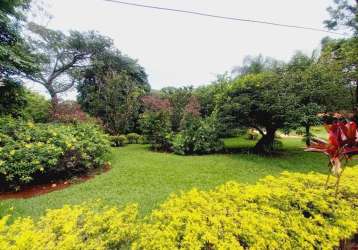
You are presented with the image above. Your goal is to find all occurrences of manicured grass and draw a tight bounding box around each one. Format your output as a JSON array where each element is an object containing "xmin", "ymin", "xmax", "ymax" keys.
[{"xmin": 0, "ymin": 137, "xmax": 328, "ymax": 219}]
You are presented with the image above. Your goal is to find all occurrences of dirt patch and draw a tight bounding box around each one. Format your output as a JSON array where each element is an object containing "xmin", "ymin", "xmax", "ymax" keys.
[{"xmin": 0, "ymin": 164, "xmax": 111, "ymax": 200}]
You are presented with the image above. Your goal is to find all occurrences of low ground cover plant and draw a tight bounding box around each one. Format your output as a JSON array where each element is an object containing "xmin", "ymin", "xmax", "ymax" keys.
[
  {"xmin": 0, "ymin": 117, "xmax": 110, "ymax": 191},
  {"xmin": 0, "ymin": 203, "xmax": 138, "ymax": 249},
  {"xmin": 1, "ymin": 168, "xmax": 357, "ymax": 249},
  {"xmin": 126, "ymin": 133, "xmax": 141, "ymax": 144},
  {"xmin": 110, "ymin": 135, "xmax": 128, "ymax": 147}
]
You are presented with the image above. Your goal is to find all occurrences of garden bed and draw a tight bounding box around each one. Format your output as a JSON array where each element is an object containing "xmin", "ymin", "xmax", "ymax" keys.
[{"xmin": 0, "ymin": 164, "xmax": 111, "ymax": 200}]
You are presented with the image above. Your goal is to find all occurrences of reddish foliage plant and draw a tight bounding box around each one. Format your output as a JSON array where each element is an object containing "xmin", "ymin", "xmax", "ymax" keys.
[
  {"xmin": 305, "ymin": 121, "xmax": 358, "ymax": 194},
  {"xmin": 52, "ymin": 101, "xmax": 99, "ymax": 124},
  {"xmin": 141, "ymin": 95, "xmax": 171, "ymax": 112}
]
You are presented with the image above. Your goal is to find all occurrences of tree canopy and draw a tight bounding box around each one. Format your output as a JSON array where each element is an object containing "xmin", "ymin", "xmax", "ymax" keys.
[{"xmin": 25, "ymin": 23, "xmax": 113, "ymax": 103}]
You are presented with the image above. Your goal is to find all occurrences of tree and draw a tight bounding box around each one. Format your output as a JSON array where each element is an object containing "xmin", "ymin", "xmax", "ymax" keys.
[
  {"xmin": 25, "ymin": 23, "xmax": 112, "ymax": 105},
  {"xmin": 194, "ymin": 74, "xmax": 230, "ymax": 118},
  {"xmin": 231, "ymin": 55, "xmax": 283, "ymax": 77},
  {"xmin": 285, "ymin": 51, "xmax": 349, "ymax": 145},
  {"xmin": 77, "ymin": 50, "xmax": 149, "ymax": 134},
  {"xmin": 319, "ymin": 37, "xmax": 358, "ymax": 112},
  {"xmin": 324, "ymin": 0, "xmax": 358, "ymax": 35},
  {"xmin": 0, "ymin": 80, "xmax": 27, "ymax": 117},
  {"xmin": 160, "ymin": 86, "xmax": 193, "ymax": 132},
  {"xmin": 0, "ymin": 0, "xmax": 36, "ymax": 79},
  {"xmin": 216, "ymin": 72, "xmax": 301, "ymax": 153}
]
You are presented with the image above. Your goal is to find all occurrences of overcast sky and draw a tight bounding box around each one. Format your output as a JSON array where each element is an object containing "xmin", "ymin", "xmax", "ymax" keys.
[{"xmin": 27, "ymin": 0, "xmax": 342, "ymax": 99}]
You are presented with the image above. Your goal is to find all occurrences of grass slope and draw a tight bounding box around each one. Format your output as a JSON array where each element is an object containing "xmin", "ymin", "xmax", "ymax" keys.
[{"xmin": 0, "ymin": 137, "xmax": 327, "ymax": 219}]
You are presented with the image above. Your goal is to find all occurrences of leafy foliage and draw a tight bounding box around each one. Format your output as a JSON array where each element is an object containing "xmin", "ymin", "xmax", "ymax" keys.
[
  {"xmin": 134, "ymin": 168, "xmax": 358, "ymax": 249},
  {"xmin": 77, "ymin": 53, "xmax": 149, "ymax": 134},
  {"xmin": 21, "ymin": 90, "xmax": 50, "ymax": 123},
  {"xmin": 324, "ymin": 0, "xmax": 358, "ymax": 34},
  {"xmin": 0, "ymin": 80, "xmax": 27, "ymax": 118},
  {"xmin": 51, "ymin": 101, "xmax": 97, "ymax": 124},
  {"xmin": 0, "ymin": 117, "xmax": 110, "ymax": 191},
  {"xmin": 0, "ymin": 203, "xmax": 138, "ymax": 249},
  {"xmin": 216, "ymin": 71, "xmax": 301, "ymax": 153},
  {"xmin": 320, "ymin": 37, "xmax": 358, "ymax": 112},
  {"xmin": 140, "ymin": 111, "xmax": 172, "ymax": 151},
  {"xmin": 0, "ymin": 0, "xmax": 35, "ymax": 79},
  {"xmin": 160, "ymin": 86, "xmax": 193, "ymax": 132},
  {"xmin": 306, "ymin": 121, "xmax": 358, "ymax": 194},
  {"xmin": 172, "ymin": 116, "xmax": 223, "ymax": 155},
  {"xmin": 126, "ymin": 133, "xmax": 141, "ymax": 144},
  {"xmin": 2, "ymin": 168, "xmax": 358, "ymax": 249},
  {"xmin": 24, "ymin": 23, "xmax": 114, "ymax": 104},
  {"xmin": 110, "ymin": 135, "xmax": 128, "ymax": 147}
]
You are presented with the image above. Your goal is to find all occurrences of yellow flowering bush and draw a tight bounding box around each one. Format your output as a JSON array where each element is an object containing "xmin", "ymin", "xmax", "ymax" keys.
[
  {"xmin": 134, "ymin": 167, "xmax": 358, "ymax": 249},
  {"xmin": 0, "ymin": 117, "xmax": 110, "ymax": 191},
  {"xmin": 0, "ymin": 203, "xmax": 138, "ymax": 250},
  {"xmin": 1, "ymin": 168, "xmax": 357, "ymax": 249}
]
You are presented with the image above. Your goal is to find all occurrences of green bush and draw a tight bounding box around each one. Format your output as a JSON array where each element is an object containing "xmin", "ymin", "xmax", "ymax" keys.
[
  {"xmin": 22, "ymin": 91, "xmax": 50, "ymax": 123},
  {"xmin": 245, "ymin": 129, "xmax": 259, "ymax": 140},
  {"xmin": 0, "ymin": 80, "xmax": 27, "ymax": 118},
  {"xmin": 134, "ymin": 167, "xmax": 358, "ymax": 249},
  {"xmin": 0, "ymin": 203, "xmax": 138, "ymax": 250},
  {"xmin": 126, "ymin": 133, "xmax": 141, "ymax": 144},
  {"xmin": 171, "ymin": 116, "xmax": 223, "ymax": 155},
  {"xmin": 137, "ymin": 135, "xmax": 147, "ymax": 144},
  {"xmin": 110, "ymin": 135, "xmax": 128, "ymax": 147},
  {"xmin": 0, "ymin": 117, "xmax": 110, "ymax": 191},
  {"xmin": 140, "ymin": 111, "xmax": 172, "ymax": 151}
]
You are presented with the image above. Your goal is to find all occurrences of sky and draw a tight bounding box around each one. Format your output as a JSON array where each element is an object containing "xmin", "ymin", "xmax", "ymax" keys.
[{"xmin": 26, "ymin": 0, "xmax": 342, "ymax": 100}]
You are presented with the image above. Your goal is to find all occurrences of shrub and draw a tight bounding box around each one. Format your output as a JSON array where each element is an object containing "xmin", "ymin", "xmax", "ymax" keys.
[
  {"xmin": 52, "ymin": 101, "xmax": 98, "ymax": 124},
  {"xmin": 110, "ymin": 135, "xmax": 128, "ymax": 147},
  {"xmin": 0, "ymin": 117, "xmax": 110, "ymax": 191},
  {"xmin": 1, "ymin": 169, "xmax": 358, "ymax": 249},
  {"xmin": 134, "ymin": 167, "xmax": 358, "ymax": 249},
  {"xmin": 127, "ymin": 133, "xmax": 141, "ymax": 144},
  {"xmin": 171, "ymin": 116, "xmax": 223, "ymax": 155},
  {"xmin": 0, "ymin": 80, "xmax": 27, "ymax": 118},
  {"xmin": 137, "ymin": 135, "xmax": 147, "ymax": 144},
  {"xmin": 140, "ymin": 111, "xmax": 172, "ymax": 151},
  {"xmin": 22, "ymin": 90, "xmax": 50, "ymax": 123},
  {"xmin": 0, "ymin": 203, "xmax": 138, "ymax": 249},
  {"xmin": 245, "ymin": 129, "xmax": 259, "ymax": 140}
]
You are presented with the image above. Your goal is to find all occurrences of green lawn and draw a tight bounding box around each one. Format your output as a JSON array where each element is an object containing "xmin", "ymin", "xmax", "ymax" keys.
[{"xmin": 0, "ymin": 137, "xmax": 328, "ymax": 219}]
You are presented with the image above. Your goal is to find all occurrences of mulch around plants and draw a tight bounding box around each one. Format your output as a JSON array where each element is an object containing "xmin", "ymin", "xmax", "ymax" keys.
[{"xmin": 0, "ymin": 164, "xmax": 111, "ymax": 200}]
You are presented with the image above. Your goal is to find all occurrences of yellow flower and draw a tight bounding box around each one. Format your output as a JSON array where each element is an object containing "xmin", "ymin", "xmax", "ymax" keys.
[
  {"xmin": 10, "ymin": 150, "xmax": 16, "ymax": 156},
  {"xmin": 25, "ymin": 144, "xmax": 32, "ymax": 149}
]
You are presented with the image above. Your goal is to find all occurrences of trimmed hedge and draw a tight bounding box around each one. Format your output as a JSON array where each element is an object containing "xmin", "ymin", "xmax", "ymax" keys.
[
  {"xmin": 0, "ymin": 117, "xmax": 110, "ymax": 191},
  {"xmin": 1, "ymin": 168, "xmax": 358, "ymax": 249}
]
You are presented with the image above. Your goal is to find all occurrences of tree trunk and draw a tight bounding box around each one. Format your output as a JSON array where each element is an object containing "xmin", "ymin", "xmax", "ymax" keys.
[
  {"xmin": 305, "ymin": 124, "xmax": 311, "ymax": 146},
  {"xmin": 253, "ymin": 127, "xmax": 277, "ymax": 154},
  {"xmin": 49, "ymin": 90, "xmax": 59, "ymax": 119}
]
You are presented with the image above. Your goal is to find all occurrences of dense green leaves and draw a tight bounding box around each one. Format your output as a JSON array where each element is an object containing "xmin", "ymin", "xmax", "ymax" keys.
[
  {"xmin": 0, "ymin": 117, "xmax": 110, "ymax": 191},
  {"xmin": 26, "ymin": 23, "xmax": 113, "ymax": 101},
  {"xmin": 0, "ymin": 80, "xmax": 27, "ymax": 118},
  {"xmin": 0, "ymin": 0, "xmax": 35, "ymax": 79}
]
